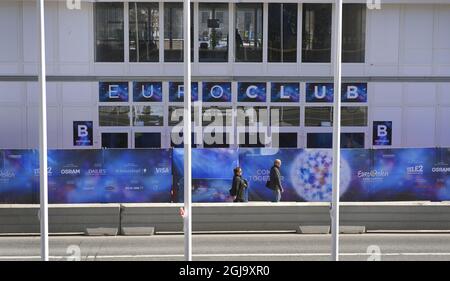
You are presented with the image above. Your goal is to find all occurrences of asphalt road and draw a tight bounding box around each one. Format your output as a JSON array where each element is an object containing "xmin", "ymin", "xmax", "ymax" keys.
[{"xmin": 1, "ymin": 233, "xmax": 450, "ymax": 261}]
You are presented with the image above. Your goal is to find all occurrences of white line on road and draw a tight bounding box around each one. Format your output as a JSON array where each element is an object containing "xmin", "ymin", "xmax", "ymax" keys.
[{"xmin": 3, "ymin": 252, "xmax": 450, "ymax": 260}]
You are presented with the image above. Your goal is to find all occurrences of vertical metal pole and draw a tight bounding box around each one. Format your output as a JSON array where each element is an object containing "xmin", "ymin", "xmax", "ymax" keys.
[
  {"xmin": 331, "ymin": 0, "xmax": 343, "ymax": 262},
  {"xmin": 37, "ymin": 0, "xmax": 49, "ymax": 261},
  {"xmin": 183, "ymin": 0, "xmax": 192, "ymax": 262}
]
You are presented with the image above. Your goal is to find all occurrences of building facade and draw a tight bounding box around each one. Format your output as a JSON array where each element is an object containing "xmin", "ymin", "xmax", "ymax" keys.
[{"xmin": 0, "ymin": 0, "xmax": 450, "ymax": 149}]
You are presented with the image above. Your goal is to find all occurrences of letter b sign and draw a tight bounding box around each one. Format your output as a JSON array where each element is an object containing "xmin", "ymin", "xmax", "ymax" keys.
[{"xmin": 73, "ymin": 121, "xmax": 93, "ymax": 146}]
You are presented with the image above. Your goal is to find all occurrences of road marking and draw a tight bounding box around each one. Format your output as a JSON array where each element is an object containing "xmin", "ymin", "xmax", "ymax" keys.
[{"xmin": 3, "ymin": 252, "xmax": 450, "ymax": 260}]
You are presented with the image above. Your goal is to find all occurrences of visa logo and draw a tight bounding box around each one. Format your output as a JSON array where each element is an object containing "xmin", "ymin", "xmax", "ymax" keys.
[{"xmin": 155, "ymin": 167, "xmax": 170, "ymax": 174}]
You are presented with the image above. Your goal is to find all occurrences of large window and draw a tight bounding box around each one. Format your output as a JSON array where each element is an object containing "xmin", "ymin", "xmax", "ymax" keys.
[
  {"xmin": 341, "ymin": 106, "xmax": 367, "ymax": 126},
  {"xmin": 305, "ymin": 107, "xmax": 332, "ymax": 127},
  {"xmin": 199, "ymin": 3, "xmax": 229, "ymax": 62},
  {"xmin": 102, "ymin": 133, "xmax": 128, "ymax": 148},
  {"xmin": 237, "ymin": 106, "xmax": 268, "ymax": 127},
  {"xmin": 202, "ymin": 106, "xmax": 232, "ymax": 127},
  {"xmin": 342, "ymin": 4, "xmax": 366, "ymax": 63},
  {"xmin": 133, "ymin": 105, "xmax": 164, "ymax": 126},
  {"xmin": 129, "ymin": 3, "xmax": 159, "ymax": 62},
  {"xmin": 270, "ymin": 106, "xmax": 300, "ymax": 127},
  {"xmin": 235, "ymin": 3, "xmax": 263, "ymax": 62},
  {"xmin": 95, "ymin": 3, "xmax": 124, "ymax": 62},
  {"xmin": 302, "ymin": 4, "xmax": 332, "ymax": 63},
  {"xmin": 307, "ymin": 133, "xmax": 365, "ymax": 148},
  {"xmin": 268, "ymin": 3, "xmax": 297, "ymax": 63},
  {"xmin": 168, "ymin": 106, "xmax": 198, "ymax": 126},
  {"xmin": 164, "ymin": 3, "xmax": 194, "ymax": 62},
  {"xmin": 99, "ymin": 106, "xmax": 130, "ymax": 126},
  {"xmin": 135, "ymin": 133, "xmax": 161, "ymax": 148}
]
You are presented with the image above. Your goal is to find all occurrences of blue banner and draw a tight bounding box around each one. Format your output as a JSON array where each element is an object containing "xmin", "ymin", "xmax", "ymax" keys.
[
  {"xmin": 73, "ymin": 121, "xmax": 93, "ymax": 147},
  {"xmin": 169, "ymin": 82, "xmax": 199, "ymax": 102},
  {"xmin": 133, "ymin": 82, "xmax": 163, "ymax": 102},
  {"xmin": 271, "ymin": 83, "xmax": 300, "ymax": 103},
  {"xmin": 172, "ymin": 148, "xmax": 239, "ymax": 202},
  {"xmin": 99, "ymin": 82, "xmax": 129, "ymax": 102},
  {"xmin": 2, "ymin": 148, "xmax": 450, "ymax": 203},
  {"xmin": 202, "ymin": 82, "xmax": 232, "ymax": 102},
  {"xmin": 237, "ymin": 82, "xmax": 267, "ymax": 102}
]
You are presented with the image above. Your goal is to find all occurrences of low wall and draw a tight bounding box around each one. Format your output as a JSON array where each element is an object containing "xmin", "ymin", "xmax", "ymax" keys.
[
  {"xmin": 0, "ymin": 204, "xmax": 121, "ymax": 234},
  {"xmin": 2, "ymin": 202, "xmax": 450, "ymax": 234}
]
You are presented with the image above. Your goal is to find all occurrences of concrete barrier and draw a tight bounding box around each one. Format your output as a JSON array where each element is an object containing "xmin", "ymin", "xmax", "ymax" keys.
[
  {"xmin": 0, "ymin": 204, "xmax": 121, "ymax": 235},
  {"xmin": 3, "ymin": 202, "xmax": 450, "ymax": 235}
]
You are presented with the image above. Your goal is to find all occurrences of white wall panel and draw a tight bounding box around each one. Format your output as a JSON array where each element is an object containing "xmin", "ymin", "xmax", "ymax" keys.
[
  {"xmin": 405, "ymin": 107, "xmax": 436, "ymax": 147},
  {"xmin": 0, "ymin": 106, "xmax": 23, "ymax": 149},
  {"xmin": 62, "ymin": 82, "xmax": 94, "ymax": 105},
  {"xmin": 26, "ymin": 106, "xmax": 59, "ymax": 149},
  {"xmin": 0, "ymin": 2, "xmax": 20, "ymax": 62},
  {"xmin": 0, "ymin": 82, "xmax": 24, "ymax": 105},
  {"xmin": 371, "ymin": 83, "xmax": 403, "ymax": 106},
  {"xmin": 403, "ymin": 83, "xmax": 436, "ymax": 106}
]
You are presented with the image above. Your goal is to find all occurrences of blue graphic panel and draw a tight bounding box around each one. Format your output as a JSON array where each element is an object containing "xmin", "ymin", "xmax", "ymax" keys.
[
  {"xmin": 237, "ymin": 82, "xmax": 267, "ymax": 102},
  {"xmin": 169, "ymin": 82, "xmax": 199, "ymax": 102},
  {"xmin": 271, "ymin": 83, "xmax": 300, "ymax": 102},
  {"xmin": 133, "ymin": 82, "xmax": 163, "ymax": 102},
  {"xmin": 0, "ymin": 150, "xmax": 37, "ymax": 203},
  {"xmin": 99, "ymin": 82, "xmax": 129, "ymax": 102},
  {"xmin": 73, "ymin": 121, "xmax": 93, "ymax": 147},
  {"xmin": 305, "ymin": 83, "xmax": 333, "ymax": 103},
  {"xmin": 172, "ymin": 148, "xmax": 239, "ymax": 202},
  {"xmin": 342, "ymin": 83, "xmax": 368, "ymax": 103},
  {"xmin": 202, "ymin": 82, "xmax": 232, "ymax": 102}
]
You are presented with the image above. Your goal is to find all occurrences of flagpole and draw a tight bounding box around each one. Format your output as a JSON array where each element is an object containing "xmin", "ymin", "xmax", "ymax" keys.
[
  {"xmin": 37, "ymin": 0, "xmax": 49, "ymax": 261},
  {"xmin": 331, "ymin": 0, "xmax": 343, "ymax": 262},
  {"xmin": 183, "ymin": 0, "xmax": 192, "ymax": 261}
]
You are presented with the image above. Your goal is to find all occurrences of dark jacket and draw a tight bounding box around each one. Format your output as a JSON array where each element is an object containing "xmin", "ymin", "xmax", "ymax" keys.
[
  {"xmin": 268, "ymin": 165, "xmax": 283, "ymax": 192},
  {"xmin": 232, "ymin": 175, "xmax": 248, "ymax": 202}
]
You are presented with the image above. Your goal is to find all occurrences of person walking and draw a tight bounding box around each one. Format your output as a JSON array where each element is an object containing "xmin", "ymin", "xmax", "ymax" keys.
[
  {"xmin": 230, "ymin": 167, "xmax": 248, "ymax": 202},
  {"xmin": 266, "ymin": 159, "xmax": 284, "ymax": 202}
]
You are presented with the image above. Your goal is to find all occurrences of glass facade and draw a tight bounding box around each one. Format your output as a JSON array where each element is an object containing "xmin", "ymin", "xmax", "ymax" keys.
[
  {"xmin": 199, "ymin": 3, "xmax": 229, "ymax": 62},
  {"xmin": 268, "ymin": 3, "xmax": 297, "ymax": 63},
  {"xmin": 129, "ymin": 2, "xmax": 159, "ymax": 62},
  {"xmin": 302, "ymin": 4, "xmax": 332, "ymax": 63},
  {"xmin": 95, "ymin": 3, "xmax": 124, "ymax": 62},
  {"xmin": 342, "ymin": 4, "xmax": 366, "ymax": 63},
  {"xmin": 99, "ymin": 106, "xmax": 130, "ymax": 126},
  {"xmin": 235, "ymin": 3, "xmax": 263, "ymax": 62},
  {"xmin": 164, "ymin": 3, "xmax": 194, "ymax": 62}
]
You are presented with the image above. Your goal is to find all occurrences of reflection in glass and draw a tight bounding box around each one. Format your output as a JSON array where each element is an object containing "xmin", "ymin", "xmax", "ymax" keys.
[
  {"xmin": 305, "ymin": 107, "xmax": 333, "ymax": 127},
  {"xmin": 99, "ymin": 106, "xmax": 130, "ymax": 127},
  {"xmin": 302, "ymin": 4, "xmax": 332, "ymax": 63},
  {"xmin": 343, "ymin": 4, "xmax": 366, "ymax": 63},
  {"xmin": 135, "ymin": 132, "xmax": 161, "ymax": 148},
  {"xmin": 235, "ymin": 3, "xmax": 263, "ymax": 62},
  {"xmin": 199, "ymin": 3, "xmax": 229, "ymax": 62},
  {"xmin": 270, "ymin": 106, "xmax": 300, "ymax": 127},
  {"xmin": 202, "ymin": 107, "xmax": 232, "ymax": 127},
  {"xmin": 102, "ymin": 133, "xmax": 128, "ymax": 148},
  {"xmin": 133, "ymin": 105, "xmax": 164, "ymax": 126},
  {"xmin": 341, "ymin": 106, "xmax": 367, "ymax": 126},
  {"xmin": 168, "ymin": 106, "xmax": 198, "ymax": 126},
  {"xmin": 95, "ymin": 3, "xmax": 124, "ymax": 62},
  {"xmin": 129, "ymin": 2, "xmax": 159, "ymax": 62},
  {"xmin": 268, "ymin": 3, "xmax": 297, "ymax": 63},
  {"xmin": 164, "ymin": 3, "xmax": 194, "ymax": 62}
]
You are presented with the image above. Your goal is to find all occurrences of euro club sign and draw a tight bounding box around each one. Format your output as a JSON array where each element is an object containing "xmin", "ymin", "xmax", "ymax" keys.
[
  {"xmin": 133, "ymin": 82, "xmax": 163, "ymax": 102},
  {"xmin": 271, "ymin": 83, "xmax": 300, "ymax": 102},
  {"xmin": 341, "ymin": 83, "xmax": 368, "ymax": 103},
  {"xmin": 306, "ymin": 82, "xmax": 368, "ymax": 103},
  {"xmin": 202, "ymin": 82, "xmax": 232, "ymax": 102},
  {"xmin": 373, "ymin": 121, "xmax": 392, "ymax": 146},
  {"xmin": 99, "ymin": 82, "xmax": 129, "ymax": 102},
  {"xmin": 73, "ymin": 121, "xmax": 93, "ymax": 147},
  {"xmin": 237, "ymin": 82, "xmax": 267, "ymax": 102},
  {"xmin": 305, "ymin": 83, "xmax": 334, "ymax": 102},
  {"xmin": 169, "ymin": 82, "xmax": 199, "ymax": 102}
]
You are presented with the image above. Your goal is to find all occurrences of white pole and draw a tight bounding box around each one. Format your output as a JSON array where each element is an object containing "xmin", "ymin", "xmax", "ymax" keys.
[
  {"xmin": 183, "ymin": 0, "xmax": 192, "ymax": 261},
  {"xmin": 37, "ymin": 0, "xmax": 49, "ymax": 261},
  {"xmin": 331, "ymin": 0, "xmax": 343, "ymax": 262}
]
